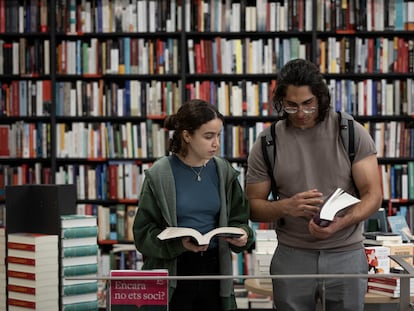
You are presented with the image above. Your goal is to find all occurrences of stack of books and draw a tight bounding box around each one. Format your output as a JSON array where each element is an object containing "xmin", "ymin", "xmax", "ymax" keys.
[
  {"xmin": 0, "ymin": 227, "xmax": 5, "ymax": 311},
  {"xmin": 60, "ymin": 214, "xmax": 99, "ymax": 311},
  {"xmin": 363, "ymin": 232, "xmax": 403, "ymax": 246},
  {"xmin": 253, "ymin": 230, "xmax": 277, "ymax": 285},
  {"xmin": 6, "ymin": 233, "xmax": 59, "ymax": 311},
  {"xmin": 368, "ymin": 276, "xmax": 414, "ymax": 298}
]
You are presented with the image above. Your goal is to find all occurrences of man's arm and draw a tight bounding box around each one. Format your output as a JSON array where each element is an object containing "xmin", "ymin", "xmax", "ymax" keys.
[
  {"xmin": 246, "ymin": 180, "xmax": 283, "ymax": 222},
  {"xmin": 345, "ymin": 154, "xmax": 383, "ymax": 224},
  {"xmin": 310, "ymin": 154, "xmax": 383, "ymax": 236},
  {"xmin": 246, "ymin": 180, "xmax": 323, "ymax": 223}
]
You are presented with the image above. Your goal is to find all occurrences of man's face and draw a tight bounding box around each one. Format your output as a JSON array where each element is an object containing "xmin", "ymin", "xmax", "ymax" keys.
[{"xmin": 283, "ymin": 85, "xmax": 319, "ymax": 129}]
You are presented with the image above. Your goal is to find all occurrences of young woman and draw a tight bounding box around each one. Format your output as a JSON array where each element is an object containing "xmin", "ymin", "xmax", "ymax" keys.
[{"xmin": 133, "ymin": 99, "xmax": 254, "ymax": 311}]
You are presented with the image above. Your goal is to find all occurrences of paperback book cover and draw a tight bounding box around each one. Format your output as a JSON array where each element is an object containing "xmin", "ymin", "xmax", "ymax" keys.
[
  {"xmin": 313, "ymin": 188, "xmax": 360, "ymax": 227},
  {"xmin": 157, "ymin": 226, "xmax": 244, "ymax": 246},
  {"xmin": 110, "ymin": 270, "xmax": 168, "ymax": 310},
  {"xmin": 387, "ymin": 215, "xmax": 414, "ymax": 242}
]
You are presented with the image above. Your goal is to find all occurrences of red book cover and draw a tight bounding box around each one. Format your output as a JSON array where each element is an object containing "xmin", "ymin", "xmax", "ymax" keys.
[
  {"xmin": 0, "ymin": 125, "xmax": 9, "ymax": 157},
  {"xmin": 8, "ymin": 270, "xmax": 38, "ymax": 280},
  {"xmin": 367, "ymin": 285, "xmax": 399, "ymax": 295},
  {"xmin": 367, "ymin": 38, "xmax": 374, "ymax": 73},
  {"xmin": 8, "ymin": 284, "xmax": 36, "ymax": 295},
  {"xmin": 8, "ymin": 298, "xmax": 36, "ymax": 309},
  {"xmin": 215, "ymin": 37, "xmax": 222, "ymax": 73},
  {"xmin": 7, "ymin": 256, "xmax": 38, "ymax": 266},
  {"xmin": 368, "ymin": 277, "xmax": 400, "ymax": 287},
  {"xmin": 108, "ymin": 164, "xmax": 118, "ymax": 200},
  {"xmin": 194, "ymin": 42, "xmax": 202, "ymax": 73}
]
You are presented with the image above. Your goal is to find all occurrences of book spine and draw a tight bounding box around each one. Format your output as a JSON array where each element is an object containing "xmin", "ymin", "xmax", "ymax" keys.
[
  {"xmin": 7, "ymin": 284, "xmax": 36, "ymax": 295},
  {"xmin": 62, "ymin": 300, "xmax": 99, "ymax": 311},
  {"xmin": 7, "ymin": 256, "xmax": 37, "ymax": 265},
  {"xmin": 62, "ymin": 281, "xmax": 98, "ymax": 296},
  {"xmin": 62, "ymin": 245, "xmax": 99, "ymax": 257},
  {"xmin": 61, "ymin": 226, "xmax": 99, "ymax": 239},
  {"xmin": 7, "ymin": 242, "xmax": 35, "ymax": 251},
  {"xmin": 62, "ymin": 263, "xmax": 98, "ymax": 277}
]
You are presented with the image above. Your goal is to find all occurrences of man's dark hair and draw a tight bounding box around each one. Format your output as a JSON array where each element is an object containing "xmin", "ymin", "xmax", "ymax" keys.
[{"xmin": 272, "ymin": 59, "xmax": 331, "ymax": 123}]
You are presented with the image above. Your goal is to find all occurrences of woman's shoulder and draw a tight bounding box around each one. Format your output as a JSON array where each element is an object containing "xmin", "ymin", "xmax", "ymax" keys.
[
  {"xmin": 145, "ymin": 156, "xmax": 171, "ymax": 175},
  {"xmin": 213, "ymin": 157, "xmax": 239, "ymax": 177}
]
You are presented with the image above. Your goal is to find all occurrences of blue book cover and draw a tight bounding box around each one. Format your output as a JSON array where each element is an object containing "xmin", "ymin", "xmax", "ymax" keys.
[{"xmin": 387, "ymin": 215, "xmax": 412, "ymax": 242}]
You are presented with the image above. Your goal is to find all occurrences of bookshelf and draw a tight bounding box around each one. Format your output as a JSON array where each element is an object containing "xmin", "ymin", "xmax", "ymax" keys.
[{"xmin": 0, "ymin": 0, "xmax": 413, "ymax": 263}]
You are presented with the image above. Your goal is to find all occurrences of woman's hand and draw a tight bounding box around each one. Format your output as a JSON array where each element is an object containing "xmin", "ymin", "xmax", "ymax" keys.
[
  {"xmin": 224, "ymin": 229, "xmax": 248, "ymax": 247},
  {"xmin": 182, "ymin": 237, "xmax": 208, "ymax": 252}
]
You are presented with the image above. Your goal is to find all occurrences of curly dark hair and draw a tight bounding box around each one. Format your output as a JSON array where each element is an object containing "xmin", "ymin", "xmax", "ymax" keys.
[
  {"xmin": 164, "ymin": 99, "xmax": 224, "ymax": 156},
  {"xmin": 272, "ymin": 59, "xmax": 331, "ymax": 123}
]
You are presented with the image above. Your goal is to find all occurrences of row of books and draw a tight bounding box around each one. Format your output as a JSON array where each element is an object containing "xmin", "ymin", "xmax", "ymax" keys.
[
  {"xmin": 109, "ymin": 244, "xmax": 143, "ymax": 270},
  {"xmin": 55, "ymin": 121, "xmax": 167, "ymax": 159},
  {"xmin": 0, "ymin": 0, "xmax": 48, "ymax": 34},
  {"xmin": 330, "ymin": 79, "xmax": 414, "ymax": 117},
  {"xmin": 0, "ymin": 39, "xmax": 50, "ymax": 76},
  {"xmin": 380, "ymin": 163, "xmax": 414, "ymax": 201},
  {"xmin": 55, "ymin": 80, "xmax": 180, "ymax": 118},
  {"xmin": 1, "ymin": 77, "xmax": 413, "ymax": 120},
  {"xmin": 56, "ymin": 0, "xmax": 180, "ymax": 34},
  {"xmin": 318, "ymin": 37, "xmax": 414, "ymax": 75},
  {"xmin": 0, "ymin": 123, "xmax": 50, "ymax": 159},
  {"xmin": 0, "ymin": 80, "xmax": 52, "ymax": 117},
  {"xmin": 50, "ymin": 0, "xmax": 414, "ymax": 34},
  {"xmin": 57, "ymin": 163, "xmax": 144, "ymax": 201},
  {"xmin": 188, "ymin": 37, "xmax": 309, "ymax": 75},
  {"xmin": 0, "ymin": 164, "xmax": 52, "ymax": 200},
  {"xmin": 189, "ymin": 0, "xmax": 312, "ymax": 32},
  {"xmin": 365, "ymin": 121, "xmax": 414, "ymax": 159},
  {"xmin": 97, "ymin": 205, "xmax": 137, "ymax": 242},
  {"xmin": 185, "ymin": 80, "xmax": 274, "ymax": 117},
  {"xmin": 317, "ymin": 0, "xmax": 414, "ymax": 32},
  {"xmin": 0, "ymin": 163, "xmax": 243, "ymax": 203},
  {"xmin": 57, "ymin": 37, "xmax": 179, "ymax": 76}
]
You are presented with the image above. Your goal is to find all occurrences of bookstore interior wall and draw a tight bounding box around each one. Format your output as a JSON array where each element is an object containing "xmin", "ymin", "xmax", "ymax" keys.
[{"xmin": 0, "ymin": 0, "xmax": 414, "ymax": 267}]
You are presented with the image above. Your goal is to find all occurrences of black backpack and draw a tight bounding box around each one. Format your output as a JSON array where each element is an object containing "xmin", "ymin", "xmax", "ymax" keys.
[{"xmin": 260, "ymin": 111, "xmax": 359, "ymax": 200}]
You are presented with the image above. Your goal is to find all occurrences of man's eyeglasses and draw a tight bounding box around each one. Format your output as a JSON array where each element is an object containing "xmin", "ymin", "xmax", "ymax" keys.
[{"xmin": 282, "ymin": 97, "xmax": 317, "ymax": 114}]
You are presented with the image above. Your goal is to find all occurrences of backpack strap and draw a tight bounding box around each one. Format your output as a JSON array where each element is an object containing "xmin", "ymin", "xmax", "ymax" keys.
[
  {"xmin": 337, "ymin": 111, "xmax": 360, "ymax": 198},
  {"xmin": 260, "ymin": 121, "xmax": 278, "ymax": 199},
  {"xmin": 337, "ymin": 111, "xmax": 357, "ymax": 163}
]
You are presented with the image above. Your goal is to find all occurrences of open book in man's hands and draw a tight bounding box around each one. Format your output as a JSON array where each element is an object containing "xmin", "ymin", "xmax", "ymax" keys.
[
  {"xmin": 157, "ymin": 227, "xmax": 244, "ymax": 246},
  {"xmin": 313, "ymin": 188, "xmax": 361, "ymax": 227}
]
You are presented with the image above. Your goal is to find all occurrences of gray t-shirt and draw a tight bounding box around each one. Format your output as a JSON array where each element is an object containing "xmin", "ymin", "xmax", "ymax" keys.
[{"xmin": 246, "ymin": 109, "xmax": 377, "ymax": 250}]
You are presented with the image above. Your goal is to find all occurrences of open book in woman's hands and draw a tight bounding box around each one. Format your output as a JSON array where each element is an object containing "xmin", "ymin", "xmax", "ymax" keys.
[
  {"xmin": 157, "ymin": 227, "xmax": 244, "ymax": 245},
  {"xmin": 313, "ymin": 188, "xmax": 361, "ymax": 227}
]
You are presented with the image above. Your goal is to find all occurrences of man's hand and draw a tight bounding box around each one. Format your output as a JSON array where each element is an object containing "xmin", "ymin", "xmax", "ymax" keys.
[{"xmin": 287, "ymin": 189, "xmax": 324, "ymax": 218}]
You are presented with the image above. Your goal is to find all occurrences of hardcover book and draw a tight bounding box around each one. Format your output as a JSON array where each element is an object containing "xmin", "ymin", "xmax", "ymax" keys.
[
  {"xmin": 110, "ymin": 269, "xmax": 168, "ymax": 310},
  {"xmin": 157, "ymin": 226, "xmax": 244, "ymax": 246}
]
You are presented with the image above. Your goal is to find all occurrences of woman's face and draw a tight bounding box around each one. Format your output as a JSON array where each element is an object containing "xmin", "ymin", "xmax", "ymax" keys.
[
  {"xmin": 184, "ymin": 118, "xmax": 223, "ymax": 163},
  {"xmin": 283, "ymin": 85, "xmax": 319, "ymax": 129}
]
